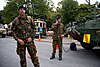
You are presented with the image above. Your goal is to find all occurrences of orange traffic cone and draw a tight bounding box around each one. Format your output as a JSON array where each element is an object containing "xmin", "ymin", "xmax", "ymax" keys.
[
  {"xmin": 38, "ymin": 34, "xmax": 41, "ymax": 42},
  {"xmin": 56, "ymin": 44, "xmax": 59, "ymax": 49}
]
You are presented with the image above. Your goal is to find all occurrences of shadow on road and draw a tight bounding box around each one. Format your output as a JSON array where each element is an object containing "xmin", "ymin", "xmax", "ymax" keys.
[{"xmin": 73, "ymin": 48, "xmax": 100, "ymax": 58}]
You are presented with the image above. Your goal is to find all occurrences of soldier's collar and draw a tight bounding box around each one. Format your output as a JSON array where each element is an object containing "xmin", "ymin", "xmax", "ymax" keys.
[{"xmin": 18, "ymin": 15, "xmax": 28, "ymax": 20}]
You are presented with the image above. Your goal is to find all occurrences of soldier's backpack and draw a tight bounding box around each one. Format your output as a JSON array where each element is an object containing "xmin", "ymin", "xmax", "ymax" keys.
[{"xmin": 70, "ymin": 42, "xmax": 77, "ymax": 51}]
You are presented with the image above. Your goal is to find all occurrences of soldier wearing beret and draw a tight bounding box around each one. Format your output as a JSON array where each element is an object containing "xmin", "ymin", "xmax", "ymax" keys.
[
  {"xmin": 50, "ymin": 15, "xmax": 65, "ymax": 60},
  {"xmin": 11, "ymin": 5, "xmax": 40, "ymax": 67}
]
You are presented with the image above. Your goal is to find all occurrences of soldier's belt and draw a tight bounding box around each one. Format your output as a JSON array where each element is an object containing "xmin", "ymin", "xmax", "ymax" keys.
[{"xmin": 22, "ymin": 38, "xmax": 28, "ymax": 42}]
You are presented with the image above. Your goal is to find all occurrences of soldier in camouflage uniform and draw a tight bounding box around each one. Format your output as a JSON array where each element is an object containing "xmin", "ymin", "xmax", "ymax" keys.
[
  {"xmin": 11, "ymin": 5, "xmax": 40, "ymax": 67},
  {"xmin": 50, "ymin": 15, "xmax": 65, "ymax": 60}
]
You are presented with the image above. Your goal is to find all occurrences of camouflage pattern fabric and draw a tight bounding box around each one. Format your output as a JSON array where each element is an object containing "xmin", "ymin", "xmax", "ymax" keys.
[
  {"xmin": 11, "ymin": 16, "xmax": 40, "ymax": 67},
  {"xmin": 11, "ymin": 16, "xmax": 36, "ymax": 40},
  {"xmin": 51, "ymin": 23, "xmax": 65, "ymax": 55}
]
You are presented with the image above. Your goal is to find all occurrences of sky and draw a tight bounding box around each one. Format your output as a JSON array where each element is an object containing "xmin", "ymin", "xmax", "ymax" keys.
[
  {"xmin": 0, "ymin": 0, "xmax": 100, "ymax": 10},
  {"xmin": 0, "ymin": 0, "xmax": 6, "ymax": 10}
]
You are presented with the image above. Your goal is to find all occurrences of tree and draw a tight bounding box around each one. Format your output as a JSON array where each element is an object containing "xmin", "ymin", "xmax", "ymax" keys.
[
  {"xmin": 0, "ymin": 11, "xmax": 4, "ymax": 24},
  {"xmin": 2, "ymin": 0, "xmax": 54, "ymax": 24},
  {"xmin": 46, "ymin": 11, "xmax": 58, "ymax": 30},
  {"xmin": 59, "ymin": 0, "xmax": 78, "ymax": 25},
  {"xmin": 3, "ymin": 0, "xmax": 19, "ymax": 24},
  {"xmin": 76, "ymin": 4, "xmax": 94, "ymax": 19},
  {"xmin": 57, "ymin": 0, "xmax": 99, "ymax": 25}
]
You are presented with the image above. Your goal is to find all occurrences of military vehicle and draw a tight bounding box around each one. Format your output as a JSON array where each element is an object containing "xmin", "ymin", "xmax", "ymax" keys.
[
  {"xmin": 67, "ymin": 1, "xmax": 100, "ymax": 49},
  {"xmin": 0, "ymin": 24, "xmax": 7, "ymax": 38}
]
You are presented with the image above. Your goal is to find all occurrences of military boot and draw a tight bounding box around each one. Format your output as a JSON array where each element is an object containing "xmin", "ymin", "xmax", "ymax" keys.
[
  {"xmin": 58, "ymin": 54, "xmax": 62, "ymax": 60},
  {"xmin": 50, "ymin": 53, "xmax": 55, "ymax": 59}
]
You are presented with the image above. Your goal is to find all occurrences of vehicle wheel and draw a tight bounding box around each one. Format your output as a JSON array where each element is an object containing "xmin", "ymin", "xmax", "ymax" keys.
[
  {"xmin": 81, "ymin": 42, "xmax": 94, "ymax": 50},
  {"xmin": 2, "ymin": 34, "xmax": 6, "ymax": 38}
]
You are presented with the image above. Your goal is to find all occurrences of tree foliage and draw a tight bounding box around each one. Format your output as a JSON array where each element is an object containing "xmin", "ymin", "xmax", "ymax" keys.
[
  {"xmin": 76, "ymin": 4, "xmax": 94, "ymax": 19},
  {"xmin": 2, "ymin": 0, "xmax": 100, "ymax": 29},
  {"xmin": 3, "ymin": 0, "xmax": 18, "ymax": 24},
  {"xmin": 57, "ymin": 0, "xmax": 100, "ymax": 25},
  {"xmin": 60, "ymin": 0, "xmax": 78, "ymax": 25},
  {"xmin": 0, "ymin": 11, "xmax": 4, "ymax": 24},
  {"xmin": 2, "ymin": 0, "xmax": 54, "ymax": 24}
]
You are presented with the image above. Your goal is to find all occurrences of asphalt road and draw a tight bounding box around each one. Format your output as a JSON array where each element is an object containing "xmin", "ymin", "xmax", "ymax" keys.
[{"xmin": 0, "ymin": 36, "xmax": 100, "ymax": 67}]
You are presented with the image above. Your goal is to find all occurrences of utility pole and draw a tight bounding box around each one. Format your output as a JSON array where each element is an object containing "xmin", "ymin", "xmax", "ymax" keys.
[
  {"xmin": 86, "ymin": 0, "xmax": 91, "ymax": 18},
  {"xmin": 94, "ymin": 1, "xmax": 99, "ymax": 20}
]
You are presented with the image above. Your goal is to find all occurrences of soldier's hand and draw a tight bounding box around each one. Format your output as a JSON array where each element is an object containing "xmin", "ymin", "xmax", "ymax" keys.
[
  {"xmin": 27, "ymin": 37, "xmax": 32, "ymax": 42},
  {"xmin": 56, "ymin": 21, "xmax": 58, "ymax": 25},
  {"xmin": 18, "ymin": 39, "xmax": 25, "ymax": 45},
  {"xmin": 56, "ymin": 20, "xmax": 60, "ymax": 25}
]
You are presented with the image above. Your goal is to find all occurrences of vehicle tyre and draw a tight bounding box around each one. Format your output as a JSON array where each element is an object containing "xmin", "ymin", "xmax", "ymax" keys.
[
  {"xmin": 81, "ymin": 42, "xmax": 94, "ymax": 50},
  {"xmin": 2, "ymin": 34, "xmax": 6, "ymax": 38}
]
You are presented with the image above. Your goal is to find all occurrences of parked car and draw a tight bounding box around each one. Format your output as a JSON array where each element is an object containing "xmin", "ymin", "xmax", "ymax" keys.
[
  {"xmin": 0, "ymin": 24, "xmax": 7, "ymax": 38},
  {"xmin": 7, "ymin": 23, "xmax": 12, "ymax": 36}
]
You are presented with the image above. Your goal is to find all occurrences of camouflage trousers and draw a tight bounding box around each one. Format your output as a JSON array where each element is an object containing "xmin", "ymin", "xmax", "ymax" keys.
[
  {"xmin": 52, "ymin": 38, "xmax": 62, "ymax": 55},
  {"xmin": 17, "ymin": 41, "xmax": 40, "ymax": 67}
]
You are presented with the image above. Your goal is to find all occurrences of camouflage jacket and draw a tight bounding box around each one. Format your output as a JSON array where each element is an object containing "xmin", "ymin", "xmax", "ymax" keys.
[
  {"xmin": 11, "ymin": 16, "xmax": 36, "ymax": 40},
  {"xmin": 51, "ymin": 23, "xmax": 65, "ymax": 40}
]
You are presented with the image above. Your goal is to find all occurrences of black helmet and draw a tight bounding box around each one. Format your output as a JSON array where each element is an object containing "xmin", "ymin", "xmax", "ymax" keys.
[{"xmin": 18, "ymin": 4, "xmax": 26, "ymax": 11}]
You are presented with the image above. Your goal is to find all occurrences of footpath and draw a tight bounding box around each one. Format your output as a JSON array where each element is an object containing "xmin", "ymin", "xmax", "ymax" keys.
[{"xmin": 35, "ymin": 36, "xmax": 80, "ymax": 45}]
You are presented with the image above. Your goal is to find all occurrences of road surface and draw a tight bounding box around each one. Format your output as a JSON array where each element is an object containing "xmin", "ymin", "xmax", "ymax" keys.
[{"xmin": 0, "ymin": 36, "xmax": 100, "ymax": 67}]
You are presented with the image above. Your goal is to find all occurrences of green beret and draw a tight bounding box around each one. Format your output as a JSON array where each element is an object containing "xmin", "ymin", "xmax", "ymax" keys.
[{"xmin": 18, "ymin": 4, "xmax": 26, "ymax": 11}]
